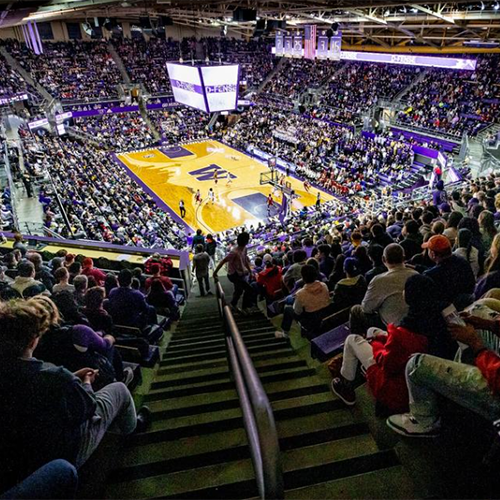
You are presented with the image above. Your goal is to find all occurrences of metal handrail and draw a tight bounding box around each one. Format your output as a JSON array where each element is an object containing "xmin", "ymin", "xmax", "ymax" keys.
[{"xmin": 215, "ymin": 279, "xmax": 284, "ymax": 499}]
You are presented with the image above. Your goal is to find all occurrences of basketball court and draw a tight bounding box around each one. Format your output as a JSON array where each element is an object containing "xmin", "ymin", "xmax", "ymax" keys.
[{"xmin": 116, "ymin": 139, "xmax": 334, "ymax": 234}]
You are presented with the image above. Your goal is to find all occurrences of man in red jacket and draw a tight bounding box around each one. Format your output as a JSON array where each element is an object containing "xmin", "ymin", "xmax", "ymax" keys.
[{"xmin": 387, "ymin": 318, "xmax": 500, "ymax": 437}]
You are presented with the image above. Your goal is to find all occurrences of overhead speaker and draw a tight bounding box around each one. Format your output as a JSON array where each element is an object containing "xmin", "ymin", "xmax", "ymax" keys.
[
  {"xmin": 253, "ymin": 18, "xmax": 265, "ymax": 36},
  {"xmin": 233, "ymin": 7, "xmax": 257, "ymax": 22},
  {"xmin": 159, "ymin": 16, "xmax": 173, "ymax": 26},
  {"xmin": 331, "ymin": 22, "xmax": 339, "ymax": 33},
  {"xmin": 139, "ymin": 17, "xmax": 151, "ymax": 28}
]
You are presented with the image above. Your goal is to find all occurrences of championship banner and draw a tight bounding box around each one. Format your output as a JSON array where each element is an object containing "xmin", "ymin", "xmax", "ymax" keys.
[
  {"xmin": 328, "ymin": 31, "xmax": 342, "ymax": 60},
  {"xmin": 292, "ymin": 35, "xmax": 303, "ymax": 58},
  {"xmin": 316, "ymin": 35, "xmax": 329, "ymax": 59},
  {"xmin": 284, "ymin": 36, "xmax": 293, "ymax": 57},
  {"xmin": 275, "ymin": 32, "xmax": 284, "ymax": 56}
]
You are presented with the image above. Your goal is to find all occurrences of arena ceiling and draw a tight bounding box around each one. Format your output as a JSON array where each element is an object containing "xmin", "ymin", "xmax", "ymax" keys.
[{"xmin": 2, "ymin": 0, "xmax": 500, "ymax": 48}]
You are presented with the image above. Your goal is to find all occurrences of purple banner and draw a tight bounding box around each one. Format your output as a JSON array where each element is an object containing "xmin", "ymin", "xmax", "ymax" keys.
[
  {"xmin": 284, "ymin": 36, "xmax": 293, "ymax": 57},
  {"xmin": 328, "ymin": 31, "xmax": 342, "ymax": 61},
  {"xmin": 316, "ymin": 35, "xmax": 328, "ymax": 59},
  {"xmin": 275, "ymin": 32, "xmax": 284, "ymax": 56},
  {"xmin": 292, "ymin": 35, "xmax": 302, "ymax": 58}
]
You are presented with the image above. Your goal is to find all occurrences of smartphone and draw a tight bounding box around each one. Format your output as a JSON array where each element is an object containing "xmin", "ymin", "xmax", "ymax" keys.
[{"xmin": 442, "ymin": 304, "xmax": 468, "ymax": 350}]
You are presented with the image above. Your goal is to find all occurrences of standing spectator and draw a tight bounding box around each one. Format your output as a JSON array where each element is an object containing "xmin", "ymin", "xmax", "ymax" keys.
[
  {"xmin": 192, "ymin": 244, "xmax": 211, "ymax": 297},
  {"xmin": 192, "ymin": 229, "xmax": 205, "ymax": 250},
  {"xmin": 205, "ymin": 233, "xmax": 217, "ymax": 268},
  {"xmin": 213, "ymin": 232, "xmax": 255, "ymax": 314}
]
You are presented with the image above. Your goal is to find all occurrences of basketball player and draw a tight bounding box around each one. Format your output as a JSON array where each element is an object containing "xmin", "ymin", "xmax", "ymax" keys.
[
  {"xmin": 267, "ymin": 193, "xmax": 274, "ymax": 216},
  {"xmin": 303, "ymin": 180, "xmax": 311, "ymax": 192},
  {"xmin": 208, "ymin": 188, "xmax": 215, "ymax": 204},
  {"xmin": 213, "ymin": 170, "xmax": 218, "ymax": 185},
  {"xmin": 315, "ymin": 191, "xmax": 321, "ymax": 210},
  {"xmin": 226, "ymin": 175, "xmax": 233, "ymax": 186},
  {"xmin": 179, "ymin": 199, "xmax": 186, "ymax": 218},
  {"xmin": 195, "ymin": 189, "xmax": 202, "ymax": 204}
]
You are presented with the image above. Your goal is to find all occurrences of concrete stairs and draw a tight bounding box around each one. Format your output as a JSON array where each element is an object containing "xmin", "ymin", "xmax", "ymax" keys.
[
  {"xmin": 394, "ymin": 68, "xmax": 429, "ymax": 103},
  {"xmin": 104, "ymin": 278, "xmax": 415, "ymax": 499},
  {"xmin": 108, "ymin": 42, "xmax": 131, "ymax": 85},
  {"xmin": 255, "ymin": 57, "xmax": 286, "ymax": 95},
  {"xmin": 0, "ymin": 46, "xmax": 53, "ymax": 103}
]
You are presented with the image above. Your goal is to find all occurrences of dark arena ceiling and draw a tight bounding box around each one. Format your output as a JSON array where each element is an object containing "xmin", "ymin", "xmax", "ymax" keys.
[{"xmin": 1, "ymin": 0, "xmax": 500, "ymax": 48}]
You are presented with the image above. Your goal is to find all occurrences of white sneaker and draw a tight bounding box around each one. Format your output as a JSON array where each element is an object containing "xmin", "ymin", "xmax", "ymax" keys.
[
  {"xmin": 274, "ymin": 330, "xmax": 289, "ymax": 339},
  {"xmin": 386, "ymin": 413, "xmax": 440, "ymax": 438},
  {"xmin": 122, "ymin": 367, "xmax": 134, "ymax": 387}
]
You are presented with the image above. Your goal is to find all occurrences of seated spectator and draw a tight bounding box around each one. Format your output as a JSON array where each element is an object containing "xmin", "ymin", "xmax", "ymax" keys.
[
  {"xmin": 51, "ymin": 290, "xmax": 88, "ymax": 326},
  {"xmin": 370, "ymin": 224, "xmax": 393, "ymax": 249},
  {"xmin": 332, "ymin": 274, "xmax": 454, "ymax": 412},
  {"xmin": 275, "ymin": 264, "xmax": 331, "ymax": 338},
  {"xmin": 53, "ymin": 267, "xmax": 75, "ymax": 294},
  {"xmin": 387, "ymin": 315, "xmax": 500, "ymax": 437},
  {"xmin": 104, "ymin": 273, "xmax": 118, "ymax": 297},
  {"xmin": 67, "ymin": 262, "xmax": 81, "ymax": 284},
  {"xmin": 350, "ymin": 244, "xmax": 417, "ymax": 333},
  {"xmin": 146, "ymin": 280, "xmax": 179, "ymax": 318},
  {"xmin": 283, "ymin": 249, "xmax": 307, "ymax": 291},
  {"xmin": 132, "ymin": 268, "xmax": 146, "ymax": 292},
  {"xmin": 107, "ymin": 269, "xmax": 157, "ymax": 329},
  {"xmin": 365, "ymin": 244, "xmax": 387, "ymax": 285},
  {"xmin": 0, "ymin": 265, "xmax": 13, "ymax": 292},
  {"xmin": 27, "ymin": 252, "xmax": 55, "ymax": 292},
  {"xmin": 81, "ymin": 258, "xmax": 106, "ymax": 286},
  {"xmin": 144, "ymin": 252, "xmax": 173, "ymax": 276},
  {"xmin": 443, "ymin": 211, "xmax": 463, "ymax": 247},
  {"xmin": 145, "ymin": 263, "xmax": 174, "ymax": 292},
  {"xmin": 476, "ymin": 237, "xmax": 500, "ymax": 299},
  {"xmin": 11, "ymin": 260, "xmax": 48, "ymax": 298},
  {"xmin": 318, "ymin": 244, "xmax": 335, "ymax": 277},
  {"xmin": 82, "ymin": 286, "xmax": 114, "ymax": 335},
  {"xmin": 0, "ymin": 459, "xmax": 78, "ymax": 500},
  {"xmin": 256, "ymin": 255, "xmax": 283, "ymax": 301},
  {"xmin": 12, "ymin": 231, "xmax": 27, "ymax": 256},
  {"xmin": 73, "ymin": 275, "xmax": 88, "ymax": 308},
  {"xmin": 454, "ymin": 228, "xmax": 480, "ymax": 279},
  {"xmin": 331, "ymin": 258, "xmax": 367, "ymax": 312},
  {"xmin": 423, "ymin": 235, "xmax": 475, "ymax": 308},
  {"xmin": 0, "ymin": 300, "xmax": 150, "ymax": 494},
  {"xmin": 353, "ymin": 246, "xmax": 372, "ymax": 276}
]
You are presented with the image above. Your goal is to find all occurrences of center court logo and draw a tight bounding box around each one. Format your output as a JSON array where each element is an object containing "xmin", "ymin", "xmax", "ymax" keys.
[{"xmin": 188, "ymin": 164, "xmax": 237, "ymax": 181}]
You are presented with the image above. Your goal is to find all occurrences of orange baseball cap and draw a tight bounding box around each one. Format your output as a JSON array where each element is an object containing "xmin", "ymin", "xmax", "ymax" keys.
[{"xmin": 422, "ymin": 235, "xmax": 451, "ymax": 253}]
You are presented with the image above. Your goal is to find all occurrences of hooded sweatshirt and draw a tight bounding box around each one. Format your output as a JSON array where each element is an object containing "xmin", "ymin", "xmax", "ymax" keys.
[{"xmin": 294, "ymin": 281, "xmax": 331, "ymax": 315}]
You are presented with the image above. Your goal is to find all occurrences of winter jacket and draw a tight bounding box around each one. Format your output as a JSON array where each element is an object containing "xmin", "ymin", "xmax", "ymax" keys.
[{"xmin": 366, "ymin": 324, "xmax": 428, "ymax": 413}]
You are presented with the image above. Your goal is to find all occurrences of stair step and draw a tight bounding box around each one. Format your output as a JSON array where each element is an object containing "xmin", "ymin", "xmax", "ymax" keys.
[
  {"xmin": 163, "ymin": 336, "xmax": 286, "ymax": 359},
  {"xmin": 148, "ymin": 383, "xmax": 329, "ymax": 419},
  {"xmin": 170, "ymin": 326, "xmax": 276, "ymax": 344},
  {"xmin": 156, "ymin": 355, "xmax": 306, "ymax": 381},
  {"xmin": 153, "ymin": 359, "xmax": 306, "ymax": 387},
  {"xmin": 106, "ymin": 446, "xmax": 398, "ymax": 499},
  {"xmin": 160, "ymin": 343, "xmax": 293, "ymax": 367},
  {"xmin": 146, "ymin": 367, "xmax": 315, "ymax": 401},
  {"xmin": 130, "ymin": 396, "xmax": 348, "ymax": 447},
  {"xmin": 150, "ymin": 391, "xmax": 336, "ymax": 432},
  {"xmin": 117, "ymin": 404, "xmax": 365, "ymax": 470},
  {"xmin": 158, "ymin": 349, "xmax": 297, "ymax": 375},
  {"xmin": 109, "ymin": 424, "xmax": 372, "ymax": 484}
]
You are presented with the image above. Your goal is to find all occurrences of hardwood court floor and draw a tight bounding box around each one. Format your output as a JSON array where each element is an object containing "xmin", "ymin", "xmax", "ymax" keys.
[{"xmin": 116, "ymin": 140, "xmax": 333, "ymax": 234}]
